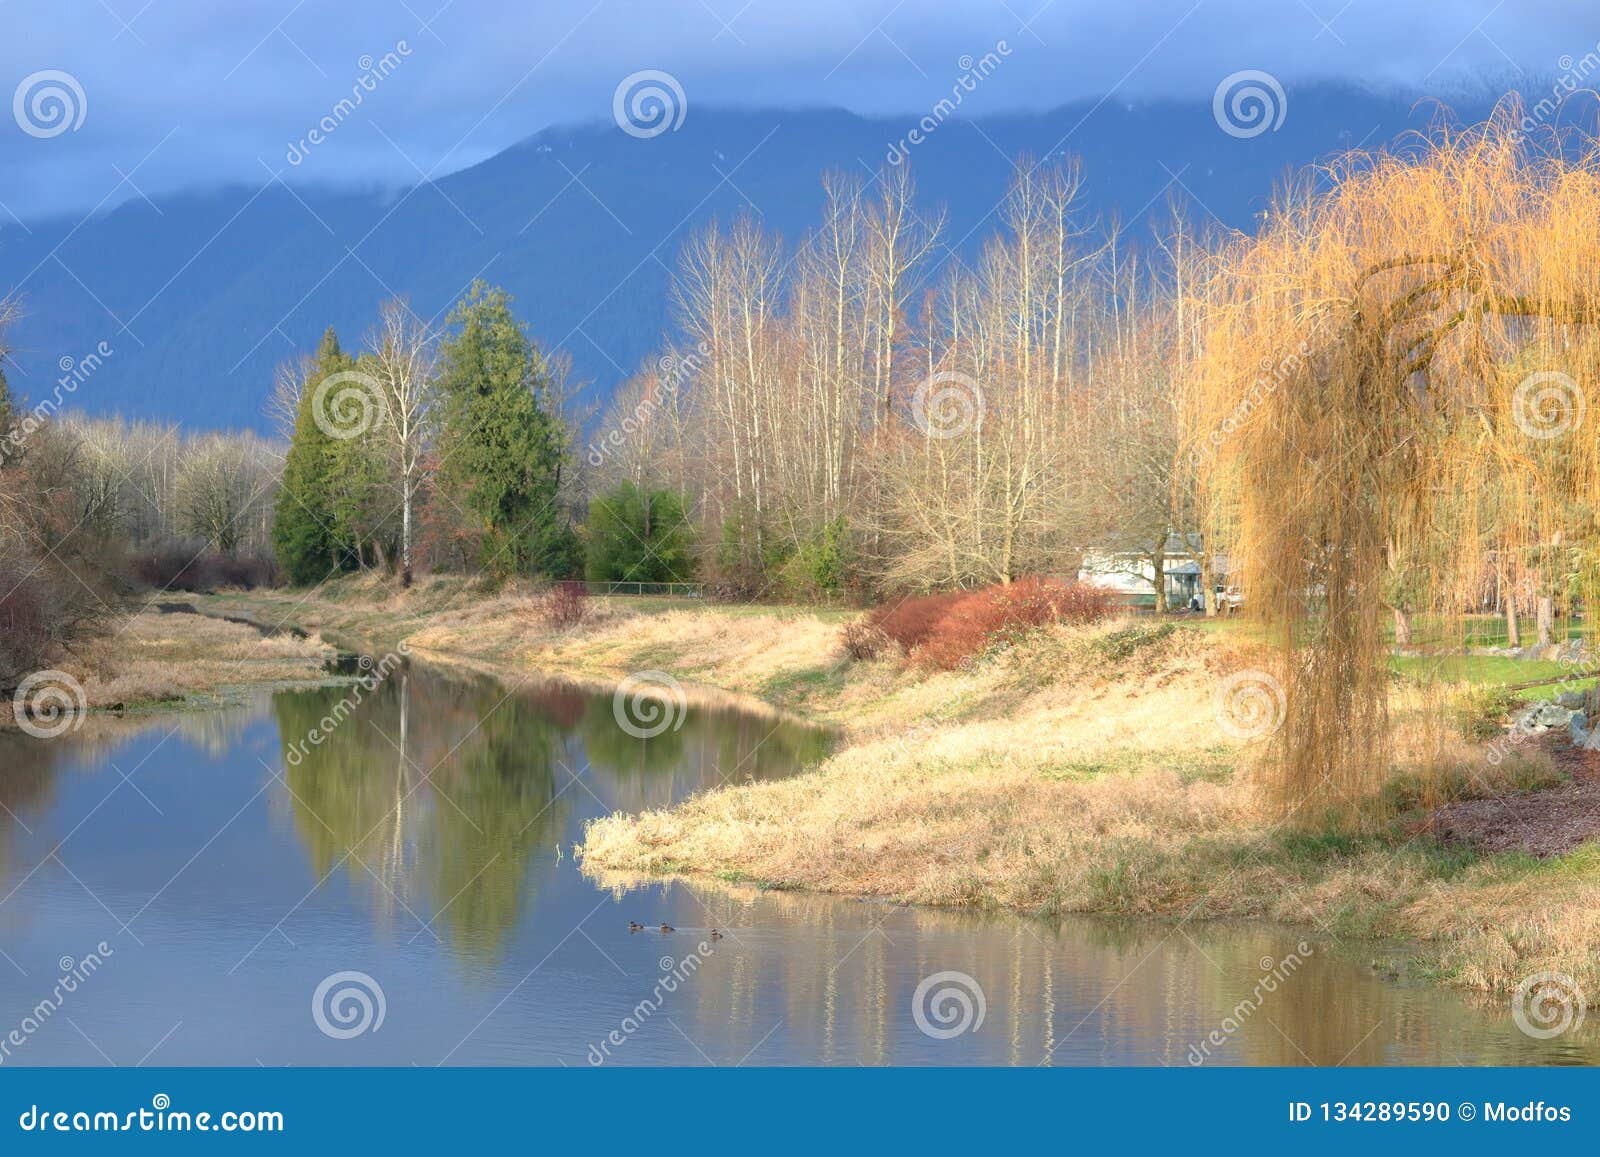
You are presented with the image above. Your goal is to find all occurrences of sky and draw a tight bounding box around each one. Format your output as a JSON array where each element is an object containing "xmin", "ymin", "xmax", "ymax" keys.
[{"xmin": 0, "ymin": 0, "xmax": 1597, "ymax": 221}]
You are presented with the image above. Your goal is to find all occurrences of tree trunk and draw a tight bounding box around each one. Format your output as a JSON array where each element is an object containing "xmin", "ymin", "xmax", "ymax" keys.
[
  {"xmin": 1538, "ymin": 595, "xmax": 1555, "ymax": 648},
  {"xmin": 1200, "ymin": 558, "xmax": 1217, "ymax": 617},
  {"xmin": 1391, "ymin": 605, "xmax": 1413, "ymax": 648},
  {"xmin": 1505, "ymin": 598, "xmax": 1520, "ymax": 649},
  {"xmin": 1151, "ymin": 551, "xmax": 1167, "ymax": 614},
  {"xmin": 401, "ymin": 474, "xmax": 413, "ymax": 588}
]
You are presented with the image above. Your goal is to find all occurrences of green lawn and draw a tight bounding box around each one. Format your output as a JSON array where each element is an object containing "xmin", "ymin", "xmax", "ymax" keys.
[
  {"xmin": 1173, "ymin": 615, "xmax": 1251, "ymax": 635},
  {"xmin": 1389, "ymin": 653, "xmax": 1573, "ymax": 687},
  {"xmin": 1175, "ymin": 615, "xmax": 1589, "ymax": 698},
  {"xmin": 1382, "ymin": 612, "xmax": 1583, "ymax": 648}
]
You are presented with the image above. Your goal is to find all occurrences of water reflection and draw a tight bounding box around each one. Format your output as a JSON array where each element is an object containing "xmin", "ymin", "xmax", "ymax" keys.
[
  {"xmin": 0, "ymin": 663, "xmax": 1595, "ymax": 1066},
  {"xmin": 589, "ymin": 882, "xmax": 1600, "ymax": 1067},
  {"xmin": 270, "ymin": 665, "xmax": 829, "ymax": 964}
]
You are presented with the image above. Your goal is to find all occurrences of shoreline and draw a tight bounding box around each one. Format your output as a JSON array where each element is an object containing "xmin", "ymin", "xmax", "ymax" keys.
[
  {"xmin": 1, "ymin": 600, "xmax": 343, "ymax": 732},
  {"xmin": 120, "ymin": 578, "xmax": 1600, "ymax": 1006}
]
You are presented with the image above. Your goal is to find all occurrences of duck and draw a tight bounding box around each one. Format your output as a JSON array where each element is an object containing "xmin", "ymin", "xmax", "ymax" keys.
[
  {"xmin": 659, "ymin": 923, "xmax": 675, "ymax": 933},
  {"xmin": 628, "ymin": 921, "xmax": 644, "ymax": 932},
  {"xmin": 709, "ymin": 928, "xmax": 723, "ymax": 941}
]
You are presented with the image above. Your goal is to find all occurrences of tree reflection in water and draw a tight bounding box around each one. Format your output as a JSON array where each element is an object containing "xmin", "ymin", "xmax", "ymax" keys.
[{"xmin": 270, "ymin": 663, "xmax": 829, "ymax": 964}]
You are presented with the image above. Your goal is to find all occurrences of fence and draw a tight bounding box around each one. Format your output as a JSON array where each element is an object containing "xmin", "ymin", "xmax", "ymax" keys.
[{"xmin": 574, "ymin": 581, "xmax": 705, "ymax": 599}]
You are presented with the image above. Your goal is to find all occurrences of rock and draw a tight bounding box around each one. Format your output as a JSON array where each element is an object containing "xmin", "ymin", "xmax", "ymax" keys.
[
  {"xmin": 1557, "ymin": 690, "xmax": 1588, "ymax": 710},
  {"xmin": 1515, "ymin": 701, "xmax": 1573, "ymax": 733},
  {"xmin": 1572, "ymin": 712, "xmax": 1590, "ymax": 747}
]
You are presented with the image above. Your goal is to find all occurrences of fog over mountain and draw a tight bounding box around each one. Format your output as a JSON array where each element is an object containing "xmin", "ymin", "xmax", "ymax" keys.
[{"xmin": 2, "ymin": 83, "xmax": 1536, "ymax": 430}]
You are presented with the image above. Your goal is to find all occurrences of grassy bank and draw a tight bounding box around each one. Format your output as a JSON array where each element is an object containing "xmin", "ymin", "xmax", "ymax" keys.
[
  {"xmin": 199, "ymin": 575, "xmax": 861, "ymax": 718},
  {"xmin": 199, "ymin": 576, "xmax": 1598, "ymax": 1003},
  {"xmin": 1, "ymin": 602, "xmax": 336, "ymax": 730}
]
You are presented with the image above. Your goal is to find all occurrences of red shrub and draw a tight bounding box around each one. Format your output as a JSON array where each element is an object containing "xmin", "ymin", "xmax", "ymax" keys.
[
  {"xmin": 540, "ymin": 580, "xmax": 589, "ymax": 628},
  {"xmin": 865, "ymin": 591, "xmax": 966, "ymax": 653},
  {"xmin": 868, "ymin": 578, "xmax": 1112, "ymax": 671}
]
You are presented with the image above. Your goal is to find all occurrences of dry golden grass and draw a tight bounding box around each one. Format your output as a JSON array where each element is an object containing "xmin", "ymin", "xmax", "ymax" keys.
[
  {"xmin": 1, "ymin": 603, "xmax": 334, "ymax": 729},
  {"xmin": 582, "ymin": 619, "xmax": 1589, "ymax": 999},
  {"xmin": 200, "ymin": 578, "xmax": 1598, "ymax": 1000},
  {"xmin": 207, "ymin": 576, "xmax": 856, "ymax": 717},
  {"xmin": 583, "ymin": 624, "xmax": 1262, "ymax": 908}
]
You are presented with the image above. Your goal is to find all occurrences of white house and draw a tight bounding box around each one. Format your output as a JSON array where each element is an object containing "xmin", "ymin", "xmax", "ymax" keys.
[{"xmin": 1077, "ymin": 534, "xmax": 1232, "ymax": 609}]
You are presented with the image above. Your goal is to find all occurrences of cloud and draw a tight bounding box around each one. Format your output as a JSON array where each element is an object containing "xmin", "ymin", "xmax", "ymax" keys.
[{"xmin": 0, "ymin": 0, "xmax": 1593, "ymax": 220}]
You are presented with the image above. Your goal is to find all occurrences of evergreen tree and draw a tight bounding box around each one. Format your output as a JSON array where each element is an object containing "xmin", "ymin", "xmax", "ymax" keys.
[
  {"xmin": 271, "ymin": 327, "xmax": 348, "ymax": 584},
  {"xmin": 324, "ymin": 350, "xmax": 395, "ymax": 570},
  {"xmin": 435, "ymin": 283, "xmax": 571, "ymax": 577},
  {"xmin": 584, "ymin": 481, "xmax": 694, "ymax": 583}
]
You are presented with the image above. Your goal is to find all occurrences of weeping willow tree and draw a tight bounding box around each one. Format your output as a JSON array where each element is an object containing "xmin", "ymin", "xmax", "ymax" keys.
[{"xmin": 1196, "ymin": 105, "xmax": 1600, "ymax": 826}]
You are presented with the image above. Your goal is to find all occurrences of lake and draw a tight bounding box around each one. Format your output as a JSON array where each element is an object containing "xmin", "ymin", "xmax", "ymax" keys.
[{"xmin": 0, "ymin": 660, "xmax": 1593, "ymax": 1066}]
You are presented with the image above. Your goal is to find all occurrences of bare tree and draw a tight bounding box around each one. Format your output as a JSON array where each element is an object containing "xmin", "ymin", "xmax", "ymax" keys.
[
  {"xmin": 367, "ymin": 298, "xmax": 439, "ymax": 587},
  {"xmin": 266, "ymin": 354, "xmax": 312, "ymax": 442}
]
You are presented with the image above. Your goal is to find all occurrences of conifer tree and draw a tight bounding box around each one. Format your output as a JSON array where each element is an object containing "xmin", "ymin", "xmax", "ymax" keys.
[
  {"xmin": 271, "ymin": 327, "xmax": 349, "ymax": 584},
  {"xmin": 435, "ymin": 283, "xmax": 572, "ymax": 577}
]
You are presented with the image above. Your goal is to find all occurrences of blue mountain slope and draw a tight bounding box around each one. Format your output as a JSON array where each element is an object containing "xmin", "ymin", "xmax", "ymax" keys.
[{"xmin": 0, "ymin": 86, "xmax": 1496, "ymax": 431}]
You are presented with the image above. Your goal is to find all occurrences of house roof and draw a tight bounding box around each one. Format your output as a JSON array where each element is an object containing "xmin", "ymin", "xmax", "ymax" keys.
[{"xmin": 1083, "ymin": 531, "xmax": 1221, "ymax": 558}]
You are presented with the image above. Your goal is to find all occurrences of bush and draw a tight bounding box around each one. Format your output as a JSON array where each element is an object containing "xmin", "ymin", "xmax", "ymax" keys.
[
  {"xmin": 0, "ymin": 560, "xmax": 52, "ymax": 687},
  {"xmin": 1452, "ymin": 685, "xmax": 1521, "ymax": 740},
  {"xmin": 539, "ymin": 580, "xmax": 588, "ymax": 628},
  {"xmin": 866, "ymin": 591, "xmax": 966, "ymax": 653},
  {"xmin": 841, "ymin": 619, "xmax": 889, "ymax": 661},
  {"xmin": 584, "ymin": 482, "xmax": 693, "ymax": 583},
  {"xmin": 860, "ymin": 578, "xmax": 1112, "ymax": 670}
]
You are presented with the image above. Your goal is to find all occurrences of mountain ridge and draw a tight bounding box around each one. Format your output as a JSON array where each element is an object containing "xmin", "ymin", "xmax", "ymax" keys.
[{"xmin": 0, "ymin": 84, "xmax": 1503, "ymax": 431}]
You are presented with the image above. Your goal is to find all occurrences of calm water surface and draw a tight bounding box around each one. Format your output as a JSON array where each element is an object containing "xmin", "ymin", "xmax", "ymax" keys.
[{"xmin": 0, "ymin": 662, "xmax": 1594, "ymax": 1066}]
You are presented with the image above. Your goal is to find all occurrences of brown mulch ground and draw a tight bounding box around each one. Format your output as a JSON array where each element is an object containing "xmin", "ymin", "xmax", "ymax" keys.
[{"xmin": 1427, "ymin": 738, "xmax": 1600, "ymax": 858}]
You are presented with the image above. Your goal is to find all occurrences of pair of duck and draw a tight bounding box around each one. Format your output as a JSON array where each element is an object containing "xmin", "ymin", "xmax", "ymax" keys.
[{"xmin": 628, "ymin": 922, "xmax": 723, "ymax": 940}]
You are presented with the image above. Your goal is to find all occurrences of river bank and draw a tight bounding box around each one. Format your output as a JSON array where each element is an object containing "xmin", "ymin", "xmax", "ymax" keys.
[
  {"xmin": 177, "ymin": 577, "xmax": 1600, "ymax": 1004},
  {"xmin": 1, "ymin": 602, "xmax": 337, "ymax": 731}
]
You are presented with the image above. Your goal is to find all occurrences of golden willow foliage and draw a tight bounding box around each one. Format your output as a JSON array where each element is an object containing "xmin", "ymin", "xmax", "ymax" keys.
[{"xmin": 1196, "ymin": 105, "xmax": 1600, "ymax": 826}]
